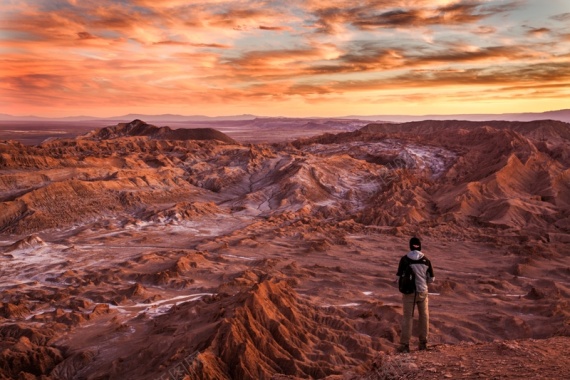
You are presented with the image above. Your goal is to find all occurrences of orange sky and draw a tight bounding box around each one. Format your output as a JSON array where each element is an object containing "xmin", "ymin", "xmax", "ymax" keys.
[{"xmin": 1, "ymin": 0, "xmax": 569, "ymax": 118}]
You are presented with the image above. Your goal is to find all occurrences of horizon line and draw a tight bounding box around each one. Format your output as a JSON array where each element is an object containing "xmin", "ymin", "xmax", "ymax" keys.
[{"xmin": 2, "ymin": 108, "xmax": 569, "ymax": 121}]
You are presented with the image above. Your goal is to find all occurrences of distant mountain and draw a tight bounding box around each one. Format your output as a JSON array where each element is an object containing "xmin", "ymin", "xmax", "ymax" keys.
[
  {"xmin": 0, "ymin": 113, "xmax": 47, "ymax": 121},
  {"xmin": 107, "ymin": 114, "xmax": 257, "ymax": 122},
  {"xmin": 1, "ymin": 109, "xmax": 569, "ymax": 123},
  {"xmin": 0, "ymin": 113, "xmax": 257, "ymax": 122},
  {"xmin": 343, "ymin": 109, "xmax": 570, "ymax": 123}
]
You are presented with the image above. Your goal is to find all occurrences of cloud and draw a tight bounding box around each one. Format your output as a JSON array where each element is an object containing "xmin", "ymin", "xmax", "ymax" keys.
[
  {"xmin": 362, "ymin": 62, "xmax": 570, "ymax": 90},
  {"xmin": 353, "ymin": 2, "xmax": 487, "ymax": 29},
  {"xmin": 309, "ymin": 48, "xmax": 406, "ymax": 74},
  {"xmin": 259, "ymin": 25, "xmax": 289, "ymax": 31},
  {"xmin": 222, "ymin": 45, "xmax": 337, "ymax": 79},
  {"xmin": 473, "ymin": 25, "xmax": 497, "ymax": 35},
  {"xmin": 407, "ymin": 45, "xmax": 538, "ymax": 66},
  {"xmin": 77, "ymin": 32, "xmax": 98, "ymax": 40},
  {"xmin": 153, "ymin": 40, "xmax": 230, "ymax": 48},
  {"xmin": 551, "ymin": 12, "xmax": 570, "ymax": 22},
  {"xmin": 1, "ymin": 0, "xmax": 569, "ymax": 117},
  {"xmin": 283, "ymin": 60, "xmax": 570, "ymax": 100},
  {"xmin": 298, "ymin": 41, "xmax": 549, "ymax": 77},
  {"xmin": 525, "ymin": 27, "xmax": 551, "ymax": 38},
  {"xmin": 206, "ymin": 8, "xmax": 278, "ymax": 29},
  {"xmin": 1, "ymin": 1, "xmax": 160, "ymax": 45},
  {"xmin": 307, "ymin": 0, "xmax": 519, "ymax": 34}
]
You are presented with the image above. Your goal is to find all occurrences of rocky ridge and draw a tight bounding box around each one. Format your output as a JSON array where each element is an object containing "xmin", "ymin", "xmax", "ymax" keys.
[
  {"xmin": 0, "ymin": 119, "xmax": 569, "ymax": 379},
  {"xmin": 85, "ymin": 119, "xmax": 239, "ymax": 144}
]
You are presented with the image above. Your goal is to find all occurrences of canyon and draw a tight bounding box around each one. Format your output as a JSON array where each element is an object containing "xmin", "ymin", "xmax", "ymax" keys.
[{"xmin": 1, "ymin": 118, "xmax": 569, "ymax": 379}]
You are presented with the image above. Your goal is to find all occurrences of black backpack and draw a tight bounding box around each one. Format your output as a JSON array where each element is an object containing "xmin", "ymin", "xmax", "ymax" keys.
[{"xmin": 399, "ymin": 257, "xmax": 416, "ymax": 294}]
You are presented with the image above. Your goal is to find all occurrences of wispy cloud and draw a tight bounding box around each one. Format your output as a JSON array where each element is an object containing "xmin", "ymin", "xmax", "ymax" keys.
[
  {"xmin": 1, "ymin": 0, "xmax": 569, "ymax": 117},
  {"xmin": 551, "ymin": 12, "xmax": 570, "ymax": 22},
  {"xmin": 306, "ymin": 0, "xmax": 519, "ymax": 33}
]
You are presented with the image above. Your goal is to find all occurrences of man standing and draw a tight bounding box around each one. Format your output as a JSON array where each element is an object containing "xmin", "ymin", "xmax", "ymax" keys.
[{"xmin": 396, "ymin": 237, "xmax": 435, "ymax": 353}]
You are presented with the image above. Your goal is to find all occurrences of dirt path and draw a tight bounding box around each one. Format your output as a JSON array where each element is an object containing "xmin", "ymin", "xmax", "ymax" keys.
[{"xmin": 367, "ymin": 336, "xmax": 570, "ymax": 379}]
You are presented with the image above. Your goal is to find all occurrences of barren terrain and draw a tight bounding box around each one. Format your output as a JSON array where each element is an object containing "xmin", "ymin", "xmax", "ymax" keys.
[{"xmin": 1, "ymin": 119, "xmax": 569, "ymax": 379}]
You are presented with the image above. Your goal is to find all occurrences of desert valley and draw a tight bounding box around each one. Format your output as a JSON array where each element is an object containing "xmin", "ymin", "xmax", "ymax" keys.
[{"xmin": 1, "ymin": 118, "xmax": 570, "ymax": 379}]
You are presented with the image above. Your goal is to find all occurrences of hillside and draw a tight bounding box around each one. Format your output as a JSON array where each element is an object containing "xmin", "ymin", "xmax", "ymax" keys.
[
  {"xmin": 86, "ymin": 119, "xmax": 239, "ymax": 144},
  {"xmin": 0, "ymin": 119, "xmax": 569, "ymax": 379}
]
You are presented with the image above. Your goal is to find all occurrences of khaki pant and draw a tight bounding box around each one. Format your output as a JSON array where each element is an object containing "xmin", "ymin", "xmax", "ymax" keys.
[{"xmin": 400, "ymin": 292, "xmax": 429, "ymax": 345}]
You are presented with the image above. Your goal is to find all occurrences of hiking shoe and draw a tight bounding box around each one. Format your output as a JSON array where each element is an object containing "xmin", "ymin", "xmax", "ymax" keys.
[
  {"xmin": 419, "ymin": 342, "xmax": 428, "ymax": 351},
  {"xmin": 397, "ymin": 344, "xmax": 410, "ymax": 353}
]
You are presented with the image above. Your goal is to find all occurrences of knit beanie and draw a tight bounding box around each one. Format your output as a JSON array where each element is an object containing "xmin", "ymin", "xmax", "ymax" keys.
[{"xmin": 409, "ymin": 237, "xmax": 421, "ymax": 251}]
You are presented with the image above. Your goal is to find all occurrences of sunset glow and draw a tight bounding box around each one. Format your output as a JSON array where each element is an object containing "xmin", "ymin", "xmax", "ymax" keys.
[{"xmin": 1, "ymin": 0, "xmax": 570, "ymax": 118}]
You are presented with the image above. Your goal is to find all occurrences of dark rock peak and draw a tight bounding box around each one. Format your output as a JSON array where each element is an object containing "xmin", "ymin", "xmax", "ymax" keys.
[{"xmin": 89, "ymin": 119, "xmax": 238, "ymax": 144}]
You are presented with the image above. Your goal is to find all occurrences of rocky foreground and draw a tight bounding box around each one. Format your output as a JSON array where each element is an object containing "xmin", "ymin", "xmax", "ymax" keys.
[{"xmin": 0, "ymin": 119, "xmax": 569, "ymax": 379}]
